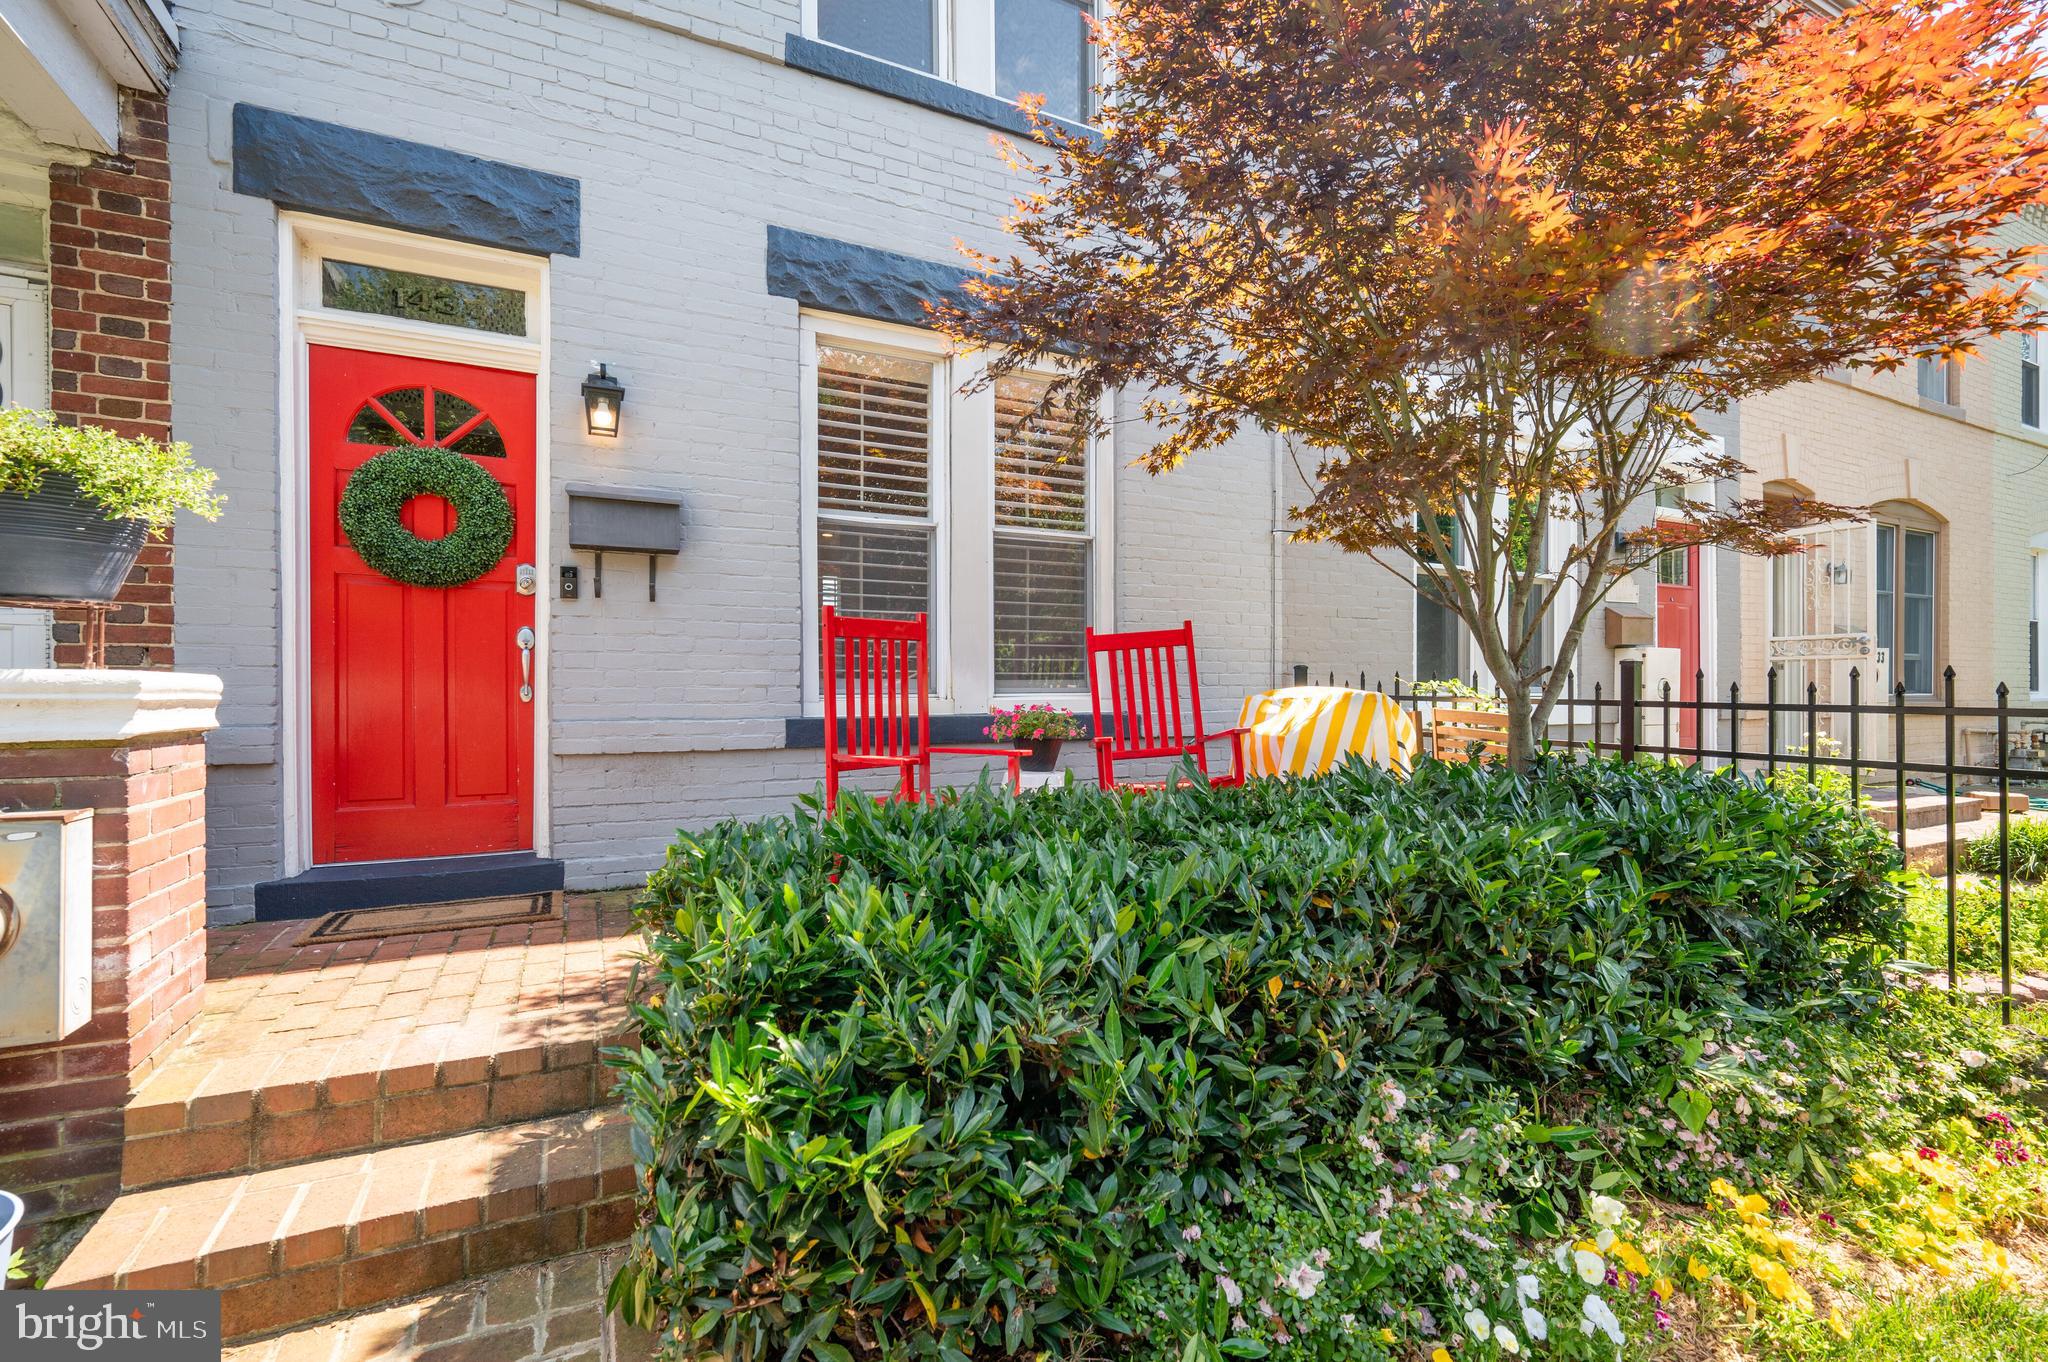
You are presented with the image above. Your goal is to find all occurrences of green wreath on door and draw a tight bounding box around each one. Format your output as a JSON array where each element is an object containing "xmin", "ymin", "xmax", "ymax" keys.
[{"xmin": 338, "ymin": 445, "xmax": 515, "ymax": 588}]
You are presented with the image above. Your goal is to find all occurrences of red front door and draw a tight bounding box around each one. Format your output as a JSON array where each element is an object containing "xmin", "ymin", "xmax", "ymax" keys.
[
  {"xmin": 308, "ymin": 346, "xmax": 537, "ymax": 864},
  {"xmin": 1657, "ymin": 543, "xmax": 1701, "ymax": 750}
]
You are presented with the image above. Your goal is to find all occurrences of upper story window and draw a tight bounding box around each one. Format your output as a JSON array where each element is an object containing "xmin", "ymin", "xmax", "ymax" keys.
[
  {"xmin": 811, "ymin": 0, "xmax": 1101, "ymax": 125},
  {"xmin": 2023, "ymin": 333, "xmax": 2041, "ymax": 430},
  {"xmin": 817, "ymin": 0, "xmax": 938, "ymax": 74},
  {"xmin": 1917, "ymin": 354, "xmax": 1960, "ymax": 406}
]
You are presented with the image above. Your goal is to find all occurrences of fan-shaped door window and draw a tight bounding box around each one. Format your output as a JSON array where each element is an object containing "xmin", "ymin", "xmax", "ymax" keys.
[{"xmin": 345, "ymin": 385, "xmax": 507, "ymax": 458}]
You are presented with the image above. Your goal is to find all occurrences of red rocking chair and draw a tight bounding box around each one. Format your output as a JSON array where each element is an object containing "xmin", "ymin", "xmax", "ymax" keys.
[
  {"xmin": 821, "ymin": 607, "xmax": 1028, "ymax": 814},
  {"xmin": 1085, "ymin": 620, "xmax": 1249, "ymax": 791}
]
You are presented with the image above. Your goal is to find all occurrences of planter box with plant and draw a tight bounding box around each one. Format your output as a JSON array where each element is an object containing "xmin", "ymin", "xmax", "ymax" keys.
[
  {"xmin": 0, "ymin": 408, "xmax": 222, "ymax": 602},
  {"xmin": 984, "ymin": 703, "xmax": 1085, "ymax": 771}
]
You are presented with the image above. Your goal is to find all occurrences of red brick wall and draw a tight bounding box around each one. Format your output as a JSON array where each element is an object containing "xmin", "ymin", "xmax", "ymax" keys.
[
  {"xmin": 45, "ymin": 88, "xmax": 175, "ymax": 670},
  {"xmin": 0, "ymin": 735, "xmax": 208, "ymax": 1238}
]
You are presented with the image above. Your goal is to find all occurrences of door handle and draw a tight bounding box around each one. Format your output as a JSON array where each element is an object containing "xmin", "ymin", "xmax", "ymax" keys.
[{"xmin": 517, "ymin": 627, "xmax": 536, "ymax": 703}]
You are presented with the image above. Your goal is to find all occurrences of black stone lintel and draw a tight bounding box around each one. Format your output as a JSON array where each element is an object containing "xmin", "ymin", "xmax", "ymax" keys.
[
  {"xmin": 253, "ymin": 852, "xmax": 567, "ymax": 920},
  {"xmin": 783, "ymin": 34, "xmax": 1099, "ymax": 145},
  {"xmin": 766, "ymin": 225, "xmax": 990, "ymax": 330},
  {"xmin": 232, "ymin": 104, "xmax": 581, "ymax": 257},
  {"xmin": 785, "ymin": 714, "xmax": 1096, "ymax": 750}
]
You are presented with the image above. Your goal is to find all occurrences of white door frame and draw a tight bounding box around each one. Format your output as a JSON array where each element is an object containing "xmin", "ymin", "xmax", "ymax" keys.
[{"xmin": 276, "ymin": 212, "xmax": 553, "ymax": 874}]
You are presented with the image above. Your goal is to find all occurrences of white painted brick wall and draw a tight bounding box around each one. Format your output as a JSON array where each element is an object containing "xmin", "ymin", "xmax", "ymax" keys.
[{"xmin": 167, "ymin": 0, "xmax": 1379, "ymax": 918}]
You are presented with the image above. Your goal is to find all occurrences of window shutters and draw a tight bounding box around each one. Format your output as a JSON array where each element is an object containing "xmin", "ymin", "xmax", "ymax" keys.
[
  {"xmin": 816, "ymin": 346, "xmax": 935, "ymax": 623},
  {"xmin": 993, "ymin": 375, "xmax": 1091, "ymax": 691}
]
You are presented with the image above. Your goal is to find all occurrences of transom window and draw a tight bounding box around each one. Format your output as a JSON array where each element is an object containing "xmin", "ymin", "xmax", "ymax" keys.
[
  {"xmin": 812, "ymin": 0, "xmax": 1101, "ymax": 125},
  {"xmin": 321, "ymin": 260, "xmax": 527, "ymax": 336},
  {"xmin": 804, "ymin": 315, "xmax": 1108, "ymax": 710}
]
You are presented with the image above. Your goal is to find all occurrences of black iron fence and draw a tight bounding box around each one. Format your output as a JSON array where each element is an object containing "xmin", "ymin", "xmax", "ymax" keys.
[{"xmin": 1294, "ymin": 663, "xmax": 2048, "ymax": 1022}]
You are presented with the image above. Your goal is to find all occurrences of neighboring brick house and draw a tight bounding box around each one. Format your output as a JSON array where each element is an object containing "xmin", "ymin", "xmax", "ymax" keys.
[
  {"xmin": 0, "ymin": 2, "xmax": 179, "ymax": 669},
  {"xmin": 1710, "ymin": 222, "xmax": 2046, "ymax": 764}
]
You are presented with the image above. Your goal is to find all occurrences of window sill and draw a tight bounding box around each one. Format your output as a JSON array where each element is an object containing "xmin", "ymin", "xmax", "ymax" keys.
[
  {"xmin": 786, "ymin": 712, "xmax": 1096, "ymax": 749},
  {"xmin": 1916, "ymin": 396, "xmax": 1969, "ymax": 421},
  {"xmin": 784, "ymin": 34, "xmax": 1100, "ymax": 145}
]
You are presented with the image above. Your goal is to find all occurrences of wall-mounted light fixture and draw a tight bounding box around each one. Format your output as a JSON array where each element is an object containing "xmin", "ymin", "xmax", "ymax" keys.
[{"xmin": 581, "ymin": 362, "xmax": 625, "ymax": 438}]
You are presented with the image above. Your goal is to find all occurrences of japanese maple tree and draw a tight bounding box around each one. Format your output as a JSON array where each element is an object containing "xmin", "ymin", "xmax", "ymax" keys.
[{"xmin": 934, "ymin": 0, "xmax": 2048, "ymax": 768}]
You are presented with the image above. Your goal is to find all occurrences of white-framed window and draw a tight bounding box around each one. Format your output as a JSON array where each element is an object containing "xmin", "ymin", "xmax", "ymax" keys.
[
  {"xmin": 800, "ymin": 313, "xmax": 1112, "ymax": 713},
  {"xmin": 1917, "ymin": 354, "xmax": 1960, "ymax": 406},
  {"xmin": 1873, "ymin": 513, "xmax": 1940, "ymax": 697},
  {"xmin": 808, "ymin": 0, "xmax": 1102, "ymax": 124},
  {"xmin": 2023, "ymin": 333, "xmax": 2041, "ymax": 431},
  {"xmin": 0, "ymin": 269, "xmax": 51, "ymax": 410}
]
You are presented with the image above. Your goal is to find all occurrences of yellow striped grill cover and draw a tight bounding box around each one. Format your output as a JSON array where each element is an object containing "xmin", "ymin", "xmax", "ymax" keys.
[{"xmin": 1234, "ymin": 687, "xmax": 1419, "ymax": 779}]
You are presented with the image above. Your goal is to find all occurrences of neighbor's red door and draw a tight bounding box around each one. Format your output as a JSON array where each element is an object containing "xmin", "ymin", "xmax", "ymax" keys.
[
  {"xmin": 308, "ymin": 345, "xmax": 537, "ymax": 864},
  {"xmin": 1657, "ymin": 543, "xmax": 1701, "ymax": 750}
]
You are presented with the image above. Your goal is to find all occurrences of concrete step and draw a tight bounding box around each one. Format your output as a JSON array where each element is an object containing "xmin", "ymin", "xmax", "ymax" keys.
[
  {"xmin": 120, "ymin": 1005, "xmax": 616, "ymax": 1189},
  {"xmin": 1866, "ymin": 792, "xmax": 1985, "ymax": 831},
  {"xmin": 49, "ymin": 1109, "xmax": 638, "ymax": 1342}
]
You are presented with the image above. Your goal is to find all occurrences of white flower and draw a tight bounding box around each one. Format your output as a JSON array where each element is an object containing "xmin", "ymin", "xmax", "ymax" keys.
[
  {"xmin": 1581, "ymin": 1294, "xmax": 1624, "ymax": 1346},
  {"xmin": 1594, "ymin": 1227, "xmax": 1617, "ymax": 1251},
  {"xmin": 1379, "ymin": 1079, "xmax": 1408, "ymax": 1115},
  {"xmin": 1588, "ymin": 1194, "xmax": 1627, "ymax": 1228},
  {"xmin": 1464, "ymin": 1308, "xmax": 1492, "ymax": 1341},
  {"xmin": 1181, "ymin": 1225, "xmax": 1202, "ymax": 1242},
  {"xmin": 1216, "ymin": 1274, "xmax": 1243, "ymax": 1308},
  {"xmin": 1431, "ymin": 1163, "xmax": 1462, "ymax": 1187},
  {"xmin": 1339, "ymin": 1314, "xmax": 1357, "ymax": 1332},
  {"xmin": 1550, "ymin": 1244, "xmax": 1571, "ymax": 1270},
  {"xmin": 1961, "ymin": 1049, "xmax": 1990, "ymax": 1069},
  {"xmin": 1515, "ymin": 1274, "xmax": 1542, "ymax": 1304},
  {"xmin": 1284, "ymin": 1262, "xmax": 1325, "ymax": 1300},
  {"xmin": 1355, "ymin": 1230, "xmax": 1383, "ymax": 1251},
  {"xmin": 1521, "ymin": 1307, "xmax": 1548, "ymax": 1342},
  {"xmin": 1495, "ymin": 1323, "xmax": 1522, "ymax": 1354},
  {"xmin": 1573, "ymin": 1249, "xmax": 1606, "ymax": 1285}
]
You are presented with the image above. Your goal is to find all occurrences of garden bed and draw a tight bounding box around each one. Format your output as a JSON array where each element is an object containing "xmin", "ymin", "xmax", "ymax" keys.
[{"xmin": 606, "ymin": 758, "xmax": 2048, "ymax": 1361}]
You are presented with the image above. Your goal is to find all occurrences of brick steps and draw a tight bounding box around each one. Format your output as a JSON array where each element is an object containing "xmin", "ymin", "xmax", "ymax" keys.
[
  {"xmin": 121, "ymin": 1007, "xmax": 615, "ymax": 1189},
  {"xmin": 49, "ymin": 1109, "xmax": 639, "ymax": 1342},
  {"xmin": 220, "ymin": 1247, "xmax": 654, "ymax": 1362}
]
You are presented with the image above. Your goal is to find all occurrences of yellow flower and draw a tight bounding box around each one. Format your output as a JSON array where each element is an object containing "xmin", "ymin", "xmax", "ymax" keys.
[
  {"xmin": 1710, "ymin": 1178, "xmax": 1740, "ymax": 1204},
  {"xmin": 1828, "ymin": 1306, "xmax": 1851, "ymax": 1339},
  {"xmin": 1687, "ymin": 1257, "xmax": 1711, "ymax": 1282},
  {"xmin": 1736, "ymin": 1193, "xmax": 1770, "ymax": 1218},
  {"xmin": 1653, "ymin": 1276, "xmax": 1675, "ymax": 1300},
  {"xmin": 1379, "ymin": 1329, "xmax": 1396, "ymax": 1344},
  {"xmin": 1432, "ymin": 1349, "xmax": 1454, "ymax": 1362},
  {"xmin": 1852, "ymin": 1169, "xmax": 1878, "ymax": 1189},
  {"xmin": 1614, "ymin": 1241, "xmax": 1651, "ymax": 1276}
]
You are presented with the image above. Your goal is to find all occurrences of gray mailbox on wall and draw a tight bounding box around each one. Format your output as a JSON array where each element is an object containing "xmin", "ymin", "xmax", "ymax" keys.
[{"xmin": 565, "ymin": 483, "xmax": 684, "ymax": 601}]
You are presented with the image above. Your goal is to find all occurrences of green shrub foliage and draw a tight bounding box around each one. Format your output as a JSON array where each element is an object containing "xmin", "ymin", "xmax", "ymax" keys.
[
  {"xmin": 1956, "ymin": 816, "xmax": 2048, "ymax": 882},
  {"xmin": 610, "ymin": 758, "xmax": 1903, "ymax": 1360}
]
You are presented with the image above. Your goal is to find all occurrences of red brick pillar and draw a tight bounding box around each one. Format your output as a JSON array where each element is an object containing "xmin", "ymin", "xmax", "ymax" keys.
[
  {"xmin": 45, "ymin": 88, "xmax": 175, "ymax": 670},
  {"xmin": 0, "ymin": 671, "xmax": 221, "ymax": 1241}
]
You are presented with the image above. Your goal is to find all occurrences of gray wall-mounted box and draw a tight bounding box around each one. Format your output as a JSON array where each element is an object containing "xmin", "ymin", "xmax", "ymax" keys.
[
  {"xmin": 0, "ymin": 808, "xmax": 94, "ymax": 1046},
  {"xmin": 565, "ymin": 483, "xmax": 684, "ymax": 555}
]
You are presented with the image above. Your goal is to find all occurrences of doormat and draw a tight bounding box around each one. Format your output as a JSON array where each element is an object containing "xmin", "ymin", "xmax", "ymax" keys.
[{"xmin": 300, "ymin": 891, "xmax": 559, "ymax": 943}]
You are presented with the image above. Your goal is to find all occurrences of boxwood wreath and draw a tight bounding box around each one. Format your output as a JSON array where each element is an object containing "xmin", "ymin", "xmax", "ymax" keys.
[{"xmin": 338, "ymin": 445, "xmax": 514, "ymax": 588}]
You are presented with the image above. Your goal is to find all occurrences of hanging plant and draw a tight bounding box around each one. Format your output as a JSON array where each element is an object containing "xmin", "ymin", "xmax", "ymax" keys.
[{"xmin": 338, "ymin": 445, "xmax": 514, "ymax": 588}]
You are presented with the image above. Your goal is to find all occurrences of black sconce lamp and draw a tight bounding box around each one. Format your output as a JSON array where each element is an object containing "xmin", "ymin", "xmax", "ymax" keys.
[{"xmin": 582, "ymin": 362, "xmax": 625, "ymax": 438}]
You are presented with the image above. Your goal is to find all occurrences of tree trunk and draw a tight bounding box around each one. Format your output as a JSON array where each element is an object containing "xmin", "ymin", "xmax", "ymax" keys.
[{"xmin": 1503, "ymin": 682, "xmax": 1538, "ymax": 774}]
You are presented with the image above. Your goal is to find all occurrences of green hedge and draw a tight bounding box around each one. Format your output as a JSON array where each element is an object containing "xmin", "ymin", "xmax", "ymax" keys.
[{"xmin": 608, "ymin": 758, "xmax": 1903, "ymax": 1359}]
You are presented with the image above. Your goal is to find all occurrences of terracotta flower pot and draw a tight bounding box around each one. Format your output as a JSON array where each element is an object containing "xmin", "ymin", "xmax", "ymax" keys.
[{"xmin": 0, "ymin": 473, "xmax": 148, "ymax": 601}]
